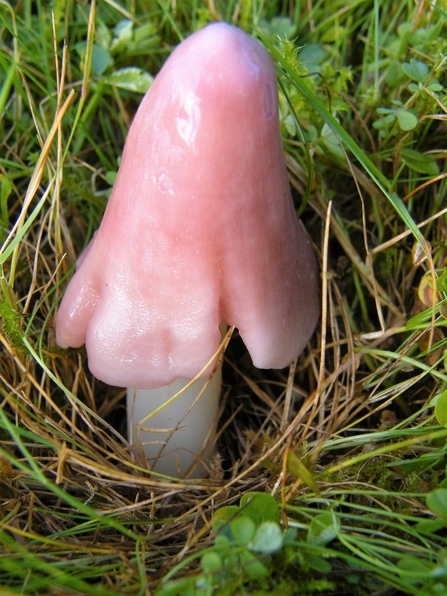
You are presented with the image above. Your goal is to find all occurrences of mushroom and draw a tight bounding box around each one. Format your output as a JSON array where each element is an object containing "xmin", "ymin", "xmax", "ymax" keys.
[{"xmin": 56, "ymin": 22, "xmax": 319, "ymax": 477}]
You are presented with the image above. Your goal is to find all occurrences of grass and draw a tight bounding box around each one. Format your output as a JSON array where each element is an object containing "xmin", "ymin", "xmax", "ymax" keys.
[{"xmin": 1, "ymin": 0, "xmax": 447, "ymax": 594}]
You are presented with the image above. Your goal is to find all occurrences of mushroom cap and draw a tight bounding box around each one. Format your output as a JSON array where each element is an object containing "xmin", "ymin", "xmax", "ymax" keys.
[{"xmin": 56, "ymin": 22, "xmax": 319, "ymax": 388}]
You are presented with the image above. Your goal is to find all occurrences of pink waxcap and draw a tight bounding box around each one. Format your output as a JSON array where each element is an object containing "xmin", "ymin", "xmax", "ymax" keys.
[{"xmin": 56, "ymin": 22, "xmax": 320, "ymax": 388}]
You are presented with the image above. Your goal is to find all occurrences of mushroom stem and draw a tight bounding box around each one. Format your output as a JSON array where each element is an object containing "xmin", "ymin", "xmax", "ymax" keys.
[
  {"xmin": 127, "ymin": 367, "xmax": 222, "ymax": 477},
  {"xmin": 127, "ymin": 323, "xmax": 231, "ymax": 477}
]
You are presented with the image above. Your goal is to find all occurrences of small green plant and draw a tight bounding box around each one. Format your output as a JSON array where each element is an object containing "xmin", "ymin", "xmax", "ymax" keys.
[
  {"xmin": 156, "ymin": 493, "xmax": 294, "ymax": 595},
  {"xmin": 157, "ymin": 478, "xmax": 447, "ymax": 595},
  {"xmin": 156, "ymin": 491, "xmax": 344, "ymax": 595},
  {"xmin": 76, "ymin": 18, "xmax": 157, "ymax": 92}
]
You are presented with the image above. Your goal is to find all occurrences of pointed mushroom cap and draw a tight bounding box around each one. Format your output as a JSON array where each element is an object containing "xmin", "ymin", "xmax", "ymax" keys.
[{"xmin": 56, "ymin": 23, "xmax": 319, "ymax": 389}]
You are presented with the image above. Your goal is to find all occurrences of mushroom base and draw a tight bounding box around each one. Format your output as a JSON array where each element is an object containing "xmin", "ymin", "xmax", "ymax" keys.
[{"xmin": 127, "ymin": 366, "xmax": 222, "ymax": 478}]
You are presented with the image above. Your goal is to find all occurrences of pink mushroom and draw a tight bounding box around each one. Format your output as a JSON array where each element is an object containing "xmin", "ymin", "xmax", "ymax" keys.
[{"xmin": 56, "ymin": 22, "xmax": 319, "ymax": 477}]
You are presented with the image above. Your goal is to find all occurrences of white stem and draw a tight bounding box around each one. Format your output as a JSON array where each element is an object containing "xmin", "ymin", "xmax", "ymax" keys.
[{"xmin": 127, "ymin": 365, "xmax": 222, "ymax": 478}]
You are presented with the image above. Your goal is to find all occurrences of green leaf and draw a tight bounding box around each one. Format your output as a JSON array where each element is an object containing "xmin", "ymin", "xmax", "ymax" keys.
[
  {"xmin": 201, "ymin": 551, "xmax": 222, "ymax": 573},
  {"xmin": 397, "ymin": 21, "xmax": 413, "ymax": 40},
  {"xmin": 415, "ymin": 518, "xmax": 447, "ymax": 534},
  {"xmin": 372, "ymin": 113, "xmax": 395, "ymax": 130},
  {"xmin": 395, "ymin": 108, "xmax": 418, "ymax": 131},
  {"xmin": 212, "ymin": 506, "xmax": 239, "ymax": 533},
  {"xmin": 307, "ymin": 511, "xmax": 340, "ymax": 545},
  {"xmin": 248, "ymin": 521, "xmax": 283, "ymax": 554},
  {"xmin": 155, "ymin": 577, "xmax": 195, "ymax": 596},
  {"xmin": 105, "ymin": 171, "xmax": 117, "ymax": 186},
  {"xmin": 283, "ymin": 113, "xmax": 297, "ymax": 136},
  {"xmin": 397, "ymin": 556, "xmax": 432, "ymax": 577},
  {"xmin": 96, "ymin": 18, "xmax": 112, "ymax": 50},
  {"xmin": 283, "ymin": 527, "xmax": 298, "ymax": 544},
  {"xmin": 91, "ymin": 44, "xmax": 113, "ymax": 76},
  {"xmin": 214, "ymin": 534, "xmax": 231, "ymax": 550},
  {"xmin": 134, "ymin": 22, "xmax": 158, "ymax": 44},
  {"xmin": 240, "ymin": 550, "xmax": 268, "ymax": 579},
  {"xmin": 427, "ymin": 81, "xmax": 443, "ymax": 92},
  {"xmin": 258, "ymin": 16, "xmax": 296, "ymax": 39},
  {"xmin": 114, "ymin": 19, "xmax": 133, "ymax": 43},
  {"xmin": 320, "ymin": 122, "xmax": 345, "ymax": 161},
  {"xmin": 231, "ymin": 516, "xmax": 256, "ymax": 546},
  {"xmin": 427, "ymin": 488, "xmax": 447, "ymax": 520},
  {"xmin": 307, "ymin": 125, "xmax": 318, "ymax": 142},
  {"xmin": 103, "ymin": 67, "xmax": 154, "ymax": 94},
  {"xmin": 302, "ymin": 553, "xmax": 332, "ymax": 573},
  {"xmin": 299, "ymin": 43, "xmax": 327, "ymax": 71},
  {"xmin": 385, "ymin": 61, "xmax": 405, "ymax": 87},
  {"xmin": 435, "ymin": 390, "xmax": 447, "ymax": 427},
  {"xmin": 432, "ymin": 560, "xmax": 447, "ymax": 579},
  {"xmin": 401, "ymin": 149, "xmax": 439, "ymax": 176},
  {"xmin": 402, "ymin": 58, "xmax": 429, "ymax": 82},
  {"xmin": 240, "ymin": 492, "xmax": 280, "ymax": 524}
]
